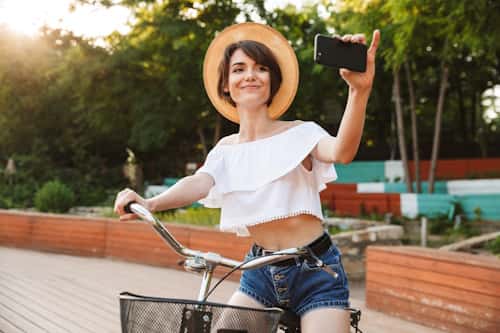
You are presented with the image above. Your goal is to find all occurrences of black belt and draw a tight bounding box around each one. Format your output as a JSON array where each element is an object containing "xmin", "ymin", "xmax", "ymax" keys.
[{"xmin": 251, "ymin": 233, "xmax": 332, "ymax": 267}]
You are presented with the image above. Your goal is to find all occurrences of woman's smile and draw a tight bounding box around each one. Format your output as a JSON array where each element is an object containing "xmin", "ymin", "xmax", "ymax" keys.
[{"xmin": 227, "ymin": 49, "xmax": 271, "ymax": 106}]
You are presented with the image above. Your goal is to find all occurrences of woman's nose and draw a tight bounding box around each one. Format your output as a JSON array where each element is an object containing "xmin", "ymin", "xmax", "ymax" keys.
[{"xmin": 244, "ymin": 69, "xmax": 256, "ymax": 81}]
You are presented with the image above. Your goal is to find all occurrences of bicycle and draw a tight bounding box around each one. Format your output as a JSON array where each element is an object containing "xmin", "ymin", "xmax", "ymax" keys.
[{"xmin": 119, "ymin": 202, "xmax": 362, "ymax": 333}]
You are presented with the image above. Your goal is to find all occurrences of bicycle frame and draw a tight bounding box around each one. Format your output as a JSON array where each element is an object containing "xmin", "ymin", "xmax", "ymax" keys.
[{"xmin": 124, "ymin": 203, "xmax": 362, "ymax": 333}]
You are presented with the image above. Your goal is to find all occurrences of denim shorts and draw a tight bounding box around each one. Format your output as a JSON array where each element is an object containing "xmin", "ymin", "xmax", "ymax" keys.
[{"xmin": 238, "ymin": 235, "xmax": 350, "ymax": 316}]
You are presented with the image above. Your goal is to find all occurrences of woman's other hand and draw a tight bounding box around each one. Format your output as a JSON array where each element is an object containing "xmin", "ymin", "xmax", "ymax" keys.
[
  {"xmin": 338, "ymin": 30, "xmax": 380, "ymax": 91},
  {"xmin": 113, "ymin": 188, "xmax": 149, "ymax": 221}
]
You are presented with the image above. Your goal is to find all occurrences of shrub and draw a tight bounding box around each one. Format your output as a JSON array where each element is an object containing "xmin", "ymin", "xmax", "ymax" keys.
[
  {"xmin": 428, "ymin": 214, "xmax": 452, "ymax": 234},
  {"xmin": 34, "ymin": 180, "xmax": 75, "ymax": 213},
  {"xmin": 158, "ymin": 207, "xmax": 220, "ymax": 226},
  {"xmin": 487, "ymin": 236, "xmax": 500, "ymax": 255}
]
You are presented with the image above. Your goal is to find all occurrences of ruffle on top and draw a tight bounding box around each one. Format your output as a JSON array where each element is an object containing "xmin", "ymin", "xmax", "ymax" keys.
[{"xmin": 196, "ymin": 121, "xmax": 337, "ymax": 208}]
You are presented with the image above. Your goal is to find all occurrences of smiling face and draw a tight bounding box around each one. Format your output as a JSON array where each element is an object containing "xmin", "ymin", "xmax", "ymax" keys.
[
  {"xmin": 226, "ymin": 49, "xmax": 271, "ymax": 108},
  {"xmin": 217, "ymin": 40, "xmax": 282, "ymax": 109}
]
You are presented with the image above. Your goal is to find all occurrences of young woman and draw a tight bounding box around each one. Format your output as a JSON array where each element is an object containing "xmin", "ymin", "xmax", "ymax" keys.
[{"xmin": 114, "ymin": 23, "xmax": 380, "ymax": 332}]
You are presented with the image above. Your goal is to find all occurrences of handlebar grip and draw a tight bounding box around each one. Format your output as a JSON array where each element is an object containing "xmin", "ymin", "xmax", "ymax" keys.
[{"xmin": 124, "ymin": 201, "xmax": 136, "ymax": 214}]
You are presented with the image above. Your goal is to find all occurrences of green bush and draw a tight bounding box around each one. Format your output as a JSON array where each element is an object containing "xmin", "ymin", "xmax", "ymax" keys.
[
  {"xmin": 34, "ymin": 180, "xmax": 75, "ymax": 213},
  {"xmin": 158, "ymin": 207, "xmax": 220, "ymax": 226},
  {"xmin": 486, "ymin": 236, "xmax": 500, "ymax": 255},
  {"xmin": 428, "ymin": 214, "xmax": 452, "ymax": 234}
]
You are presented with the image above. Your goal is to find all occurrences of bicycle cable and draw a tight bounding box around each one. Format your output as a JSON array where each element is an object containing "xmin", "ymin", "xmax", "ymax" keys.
[{"xmin": 202, "ymin": 253, "xmax": 294, "ymax": 302}]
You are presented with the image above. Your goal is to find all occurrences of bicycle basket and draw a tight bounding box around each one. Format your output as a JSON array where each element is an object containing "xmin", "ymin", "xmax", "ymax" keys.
[{"xmin": 120, "ymin": 292, "xmax": 283, "ymax": 333}]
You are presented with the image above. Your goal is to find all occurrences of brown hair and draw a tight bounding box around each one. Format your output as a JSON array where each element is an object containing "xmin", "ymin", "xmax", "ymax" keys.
[{"xmin": 217, "ymin": 40, "xmax": 282, "ymax": 107}]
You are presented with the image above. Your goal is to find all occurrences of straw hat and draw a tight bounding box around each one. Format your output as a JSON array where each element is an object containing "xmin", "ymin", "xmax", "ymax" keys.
[{"xmin": 203, "ymin": 22, "xmax": 299, "ymax": 124}]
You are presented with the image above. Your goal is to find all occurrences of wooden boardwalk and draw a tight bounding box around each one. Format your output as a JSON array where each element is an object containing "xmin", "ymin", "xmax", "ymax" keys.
[{"xmin": 0, "ymin": 247, "xmax": 444, "ymax": 333}]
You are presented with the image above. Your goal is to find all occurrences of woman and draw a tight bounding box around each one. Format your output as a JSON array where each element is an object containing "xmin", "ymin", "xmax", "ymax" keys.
[{"xmin": 115, "ymin": 23, "xmax": 380, "ymax": 332}]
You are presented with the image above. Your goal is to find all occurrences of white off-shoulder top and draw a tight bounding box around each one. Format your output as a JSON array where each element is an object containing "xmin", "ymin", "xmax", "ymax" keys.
[{"xmin": 195, "ymin": 121, "xmax": 337, "ymax": 236}]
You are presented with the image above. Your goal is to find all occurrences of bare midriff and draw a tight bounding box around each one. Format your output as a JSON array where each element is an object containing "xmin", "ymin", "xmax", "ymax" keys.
[{"xmin": 247, "ymin": 214, "xmax": 324, "ymax": 250}]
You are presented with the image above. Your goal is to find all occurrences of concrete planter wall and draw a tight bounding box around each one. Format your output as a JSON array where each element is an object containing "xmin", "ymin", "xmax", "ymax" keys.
[{"xmin": 366, "ymin": 246, "xmax": 500, "ymax": 332}]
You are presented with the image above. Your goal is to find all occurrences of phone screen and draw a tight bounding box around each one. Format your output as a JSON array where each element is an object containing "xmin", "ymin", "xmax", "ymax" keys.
[{"xmin": 314, "ymin": 34, "xmax": 367, "ymax": 72}]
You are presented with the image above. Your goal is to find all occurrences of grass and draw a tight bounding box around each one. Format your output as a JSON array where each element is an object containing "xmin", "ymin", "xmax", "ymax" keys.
[{"xmin": 156, "ymin": 207, "xmax": 220, "ymax": 226}]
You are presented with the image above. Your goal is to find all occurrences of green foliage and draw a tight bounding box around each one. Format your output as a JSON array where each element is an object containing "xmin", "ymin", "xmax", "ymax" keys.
[
  {"xmin": 0, "ymin": 0, "xmax": 499, "ymax": 196},
  {"xmin": 428, "ymin": 214, "xmax": 453, "ymax": 234},
  {"xmin": 34, "ymin": 180, "xmax": 75, "ymax": 213},
  {"xmin": 428, "ymin": 213, "xmax": 480, "ymax": 242},
  {"xmin": 473, "ymin": 207, "xmax": 483, "ymax": 221},
  {"xmin": 327, "ymin": 225, "xmax": 343, "ymax": 235},
  {"xmin": 158, "ymin": 207, "xmax": 220, "ymax": 226},
  {"xmin": 486, "ymin": 236, "xmax": 500, "ymax": 255}
]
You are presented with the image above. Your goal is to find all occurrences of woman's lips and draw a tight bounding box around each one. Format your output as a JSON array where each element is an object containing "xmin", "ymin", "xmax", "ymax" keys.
[{"xmin": 241, "ymin": 85, "xmax": 261, "ymax": 89}]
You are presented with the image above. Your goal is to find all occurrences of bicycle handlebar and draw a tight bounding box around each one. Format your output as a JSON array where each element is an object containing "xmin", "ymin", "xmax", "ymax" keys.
[{"xmin": 124, "ymin": 202, "xmax": 307, "ymax": 271}]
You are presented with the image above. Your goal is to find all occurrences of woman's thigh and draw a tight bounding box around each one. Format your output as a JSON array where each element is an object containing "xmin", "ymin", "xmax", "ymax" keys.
[
  {"xmin": 227, "ymin": 290, "xmax": 267, "ymax": 309},
  {"xmin": 300, "ymin": 307, "xmax": 350, "ymax": 333},
  {"xmin": 213, "ymin": 291, "xmax": 267, "ymax": 333}
]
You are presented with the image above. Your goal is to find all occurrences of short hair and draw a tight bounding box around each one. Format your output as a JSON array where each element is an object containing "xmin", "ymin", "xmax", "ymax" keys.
[{"xmin": 217, "ymin": 40, "xmax": 282, "ymax": 107}]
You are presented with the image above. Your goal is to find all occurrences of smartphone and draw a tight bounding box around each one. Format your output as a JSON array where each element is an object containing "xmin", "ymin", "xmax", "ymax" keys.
[{"xmin": 314, "ymin": 34, "xmax": 367, "ymax": 72}]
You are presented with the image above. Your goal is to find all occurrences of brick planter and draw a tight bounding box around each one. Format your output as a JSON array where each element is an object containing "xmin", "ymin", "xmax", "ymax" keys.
[
  {"xmin": 366, "ymin": 246, "xmax": 500, "ymax": 332},
  {"xmin": 0, "ymin": 209, "xmax": 252, "ymax": 279},
  {"xmin": 1, "ymin": 210, "xmax": 405, "ymax": 281}
]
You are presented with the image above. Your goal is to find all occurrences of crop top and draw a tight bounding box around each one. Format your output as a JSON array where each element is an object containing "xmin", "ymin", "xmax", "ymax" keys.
[{"xmin": 195, "ymin": 121, "xmax": 337, "ymax": 236}]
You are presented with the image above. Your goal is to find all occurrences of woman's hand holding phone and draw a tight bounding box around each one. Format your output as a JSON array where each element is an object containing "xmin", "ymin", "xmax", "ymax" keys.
[{"xmin": 315, "ymin": 30, "xmax": 380, "ymax": 92}]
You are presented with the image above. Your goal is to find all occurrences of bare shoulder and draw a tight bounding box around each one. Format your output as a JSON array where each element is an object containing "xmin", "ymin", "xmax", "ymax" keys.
[
  {"xmin": 217, "ymin": 134, "xmax": 239, "ymax": 146},
  {"xmin": 280, "ymin": 119, "xmax": 305, "ymax": 130}
]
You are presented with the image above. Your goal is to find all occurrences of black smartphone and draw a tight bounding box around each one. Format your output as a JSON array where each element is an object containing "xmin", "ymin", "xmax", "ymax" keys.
[{"xmin": 314, "ymin": 34, "xmax": 367, "ymax": 72}]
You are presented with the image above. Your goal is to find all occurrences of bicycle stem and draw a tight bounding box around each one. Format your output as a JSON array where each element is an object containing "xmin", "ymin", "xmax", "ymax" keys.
[{"xmin": 198, "ymin": 269, "xmax": 214, "ymax": 301}]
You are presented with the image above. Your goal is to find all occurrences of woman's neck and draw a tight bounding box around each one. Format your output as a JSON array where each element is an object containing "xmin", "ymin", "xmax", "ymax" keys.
[{"xmin": 237, "ymin": 104, "xmax": 278, "ymax": 142}]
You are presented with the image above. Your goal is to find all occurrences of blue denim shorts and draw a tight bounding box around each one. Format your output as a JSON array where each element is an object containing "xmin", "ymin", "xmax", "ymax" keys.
[{"xmin": 238, "ymin": 234, "xmax": 350, "ymax": 316}]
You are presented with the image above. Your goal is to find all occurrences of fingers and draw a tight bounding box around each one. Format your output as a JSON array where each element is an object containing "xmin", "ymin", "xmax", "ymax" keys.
[
  {"xmin": 341, "ymin": 33, "xmax": 366, "ymax": 44},
  {"xmin": 119, "ymin": 213, "xmax": 138, "ymax": 221},
  {"xmin": 368, "ymin": 29, "xmax": 380, "ymax": 56},
  {"xmin": 113, "ymin": 188, "xmax": 139, "ymax": 217},
  {"xmin": 339, "ymin": 68, "xmax": 350, "ymax": 80}
]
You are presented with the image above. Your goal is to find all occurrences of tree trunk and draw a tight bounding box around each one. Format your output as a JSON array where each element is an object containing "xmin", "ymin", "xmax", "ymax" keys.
[
  {"xmin": 392, "ymin": 69, "xmax": 413, "ymax": 192},
  {"xmin": 197, "ymin": 125, "xmax": 208, "ymax": 159},
  {"xmin": 428, "ymin": 64, "xmax": 449, "ymax": 193},
  {"xmin": 404, "ymin": 61, "xmax": 420, "ymax": 193},
  {"xmin": 476, "ymin": 92, "xmax": 488, "ymax": 157},
  {"xmin": 457, "ymin": 76, "xmax": 467, "ymax": 142},
  {"xmin": 213, "ymin": 113, "xmax": 222, "ymax": 146}
]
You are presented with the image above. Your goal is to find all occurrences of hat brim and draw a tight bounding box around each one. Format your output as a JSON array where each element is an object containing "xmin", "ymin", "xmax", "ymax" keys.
[{"xmin": 203, "ymin": 23, "xmax": 299, "ymax": 124}]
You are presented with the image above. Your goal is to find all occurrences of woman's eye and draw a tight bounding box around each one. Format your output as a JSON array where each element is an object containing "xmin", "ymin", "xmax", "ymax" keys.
[
  {"xmin": 259, "ymin": 66, "xmax": 268, "ymax": 71},
  {"xmin": 232, "ymin": 68, "xmax": 243, "ymax": 73}
]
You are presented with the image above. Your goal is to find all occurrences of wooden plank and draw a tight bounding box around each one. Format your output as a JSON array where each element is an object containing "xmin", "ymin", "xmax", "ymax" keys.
[
  {"xmin": 0, "ymin": 290, "xmax": 69, "ymax": 333},
  {"xmin": 367, "ymin": 261, "xmax": 500, "ymax": 296},
  {"xmin": 366, "ymin": 280, "xmax": 500, "ymax": 323},
  {"xmin": 440, "ymin": 232, "xmax": 500, "ymax": 251},
  {"xmin": 367, "ymin": 290, "xmax": 498, "ymax": 333},
  {"xmin": 0, "ymin": 275, "xmax": 106, "ymax": 333},
  {"xmin": 1, "ymin": 267, "xmax": 120, "ymax": 327},
  {"xmin": 0, "ymin": 311, "xmax": 26, "ymax": 333},
  {"xmin": 0, "ymin": 302, "xmax": 46, "ymax": 333},
  {"xmin": 367, "ymin": 250, "xmax": 500, "ymax": 283},
  {"xmin": 367, "ymin": 271, "xmax": 500, "ymax": 311},
  {"xmin": 368, "ymin": 246, "xmax": 500, "ymax": 270}
]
